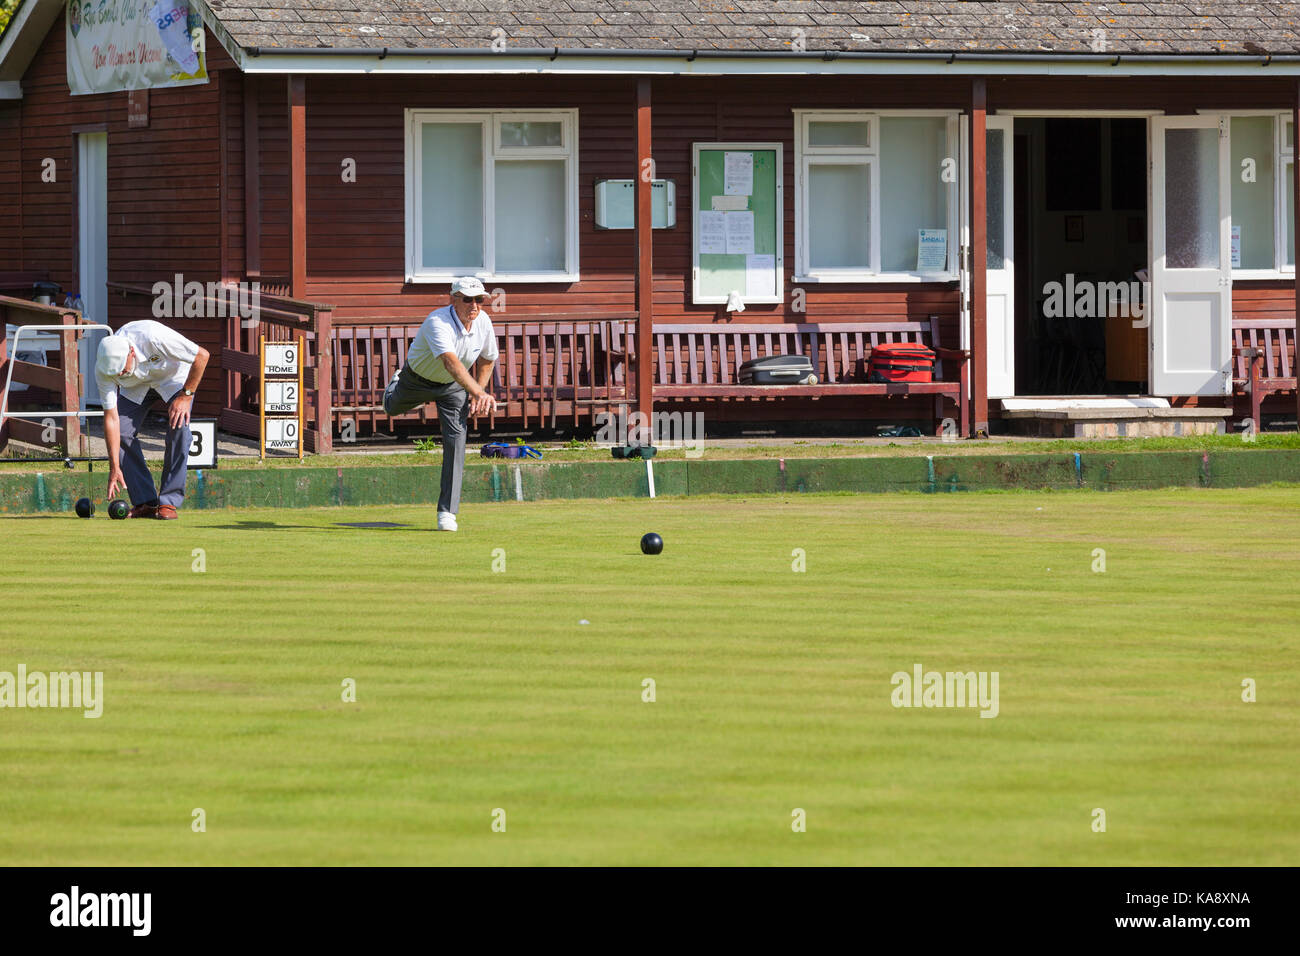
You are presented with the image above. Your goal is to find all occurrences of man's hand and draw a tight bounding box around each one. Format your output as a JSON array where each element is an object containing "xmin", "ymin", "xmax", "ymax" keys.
[
  {"xmin": 107, "ymin": 468, "xmax": 126, "ymax": 500},
  {"xmin": 468, "ymin": 391, "xmax": 497, "ymax": 417},
  {"xmin": 169, "ymin": 393, "xmax": 193, "ymax": 428}
]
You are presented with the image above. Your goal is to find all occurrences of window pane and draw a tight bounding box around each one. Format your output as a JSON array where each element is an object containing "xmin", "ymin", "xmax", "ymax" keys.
[
  {"xmin": 500, "ymin": 121, "xmax": 562, "ymax": 148},
  {"xmin": 809, "ymin": 121, "xmax": 870, "ymax": 148},
  {"xmin": 421, "ymin": 123, "xmax": 483, "ymax": 269},
  {"xmin": 1288, "ymin": 162, "xmax": 1295, "ymax": 267},
  {"xmin": 1230, "ymin": 116, "xmax": 1273, "ymax": 269},
  {"xmin": 1287, "ymin": 119, "xmax": 1295, "ymax": 149},
  {"xmin": 808, "ymin": 164, "xmax": 871, "ymax": 270},
  {"xmin": 880, "ymin": 116, "xmax": 949, "ymax": 273},
  {"xmin": 986, "ymin": 128, "xmax": 1005, "ymax": 270},
  {"xmin": 495, "ymin": 160, "xmax": 567, "ymax": 272},
  {"xmin": 1164, "ymin": 127, "xmax": 1219, "ymax": 269}
]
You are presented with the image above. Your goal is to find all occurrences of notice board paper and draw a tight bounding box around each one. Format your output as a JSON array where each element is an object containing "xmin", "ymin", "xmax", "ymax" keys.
[
  {"xmin": 711, "ymin": 195, "xmax": 749, "ymax": 211},
  {"xmin": 724, "ymin": 151, "xmax": 754, "ymax": 196},
  {"xmin": 745, "ymin": 254, "xmax": 776, "ymax": 298},
  {"xmin": 725, "ymin": 211, "xmax": 755, "ymax": 255},
  {"xmin": 699, "ymin": 211, "xmax": 727, "ymax": 254}
]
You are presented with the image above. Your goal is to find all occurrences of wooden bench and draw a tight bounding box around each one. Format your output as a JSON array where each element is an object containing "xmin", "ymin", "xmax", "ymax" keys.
[
  {"xmin": 1232, "ymin": 317, "xmax": 1297, "ymax": 431},
  {"xmin": 331, "ymin": 316, "xmax": 634, "ymax": 433},
  {"xmin": 651, "ymin": 317, "xmax": 969, "ymax": 435}
]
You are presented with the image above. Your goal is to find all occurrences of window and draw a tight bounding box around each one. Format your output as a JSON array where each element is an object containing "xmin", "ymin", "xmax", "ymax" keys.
[
  {"xmin": 1227, "ymin": 113, "xmax": 1294, "ymax": 276},
  {"xmin": 405, "ymin": 110, "xmax": 578, "ymax": 282},
  {"xmin": 795, "ymin": 110, "xmax": 959, "ymax": 282}
]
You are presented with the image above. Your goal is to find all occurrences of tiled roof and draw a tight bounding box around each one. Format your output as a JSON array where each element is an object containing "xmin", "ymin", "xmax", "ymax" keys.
[{"xmin": 203, "ymin": 1, "xmax": 1300, "ymax": 55}]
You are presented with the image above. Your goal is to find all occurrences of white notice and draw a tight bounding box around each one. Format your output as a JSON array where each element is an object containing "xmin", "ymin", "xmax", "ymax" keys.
[
  {"xmin": 725, "ymin": 211, "xmax": 755, "ymax": 255},
  {"xmin": 1231, "ymin": 225, "xmax": 1242, "ymax": 268},
  {"xmin": 724, "ymin": 152, "xmax": 754, "ymax": 196},
  {"xmin": 745, "ymin": 254, "xmax": 776, "ymax": 298},
  {"xmin": 711, "ymin": 195, "xmax": 749, "ymax": 212},
  {"xmin": 916, "ymin": 228, "xmax": 948, "ymax": 272},
  {"xmin": 699, "ymin": 211, "xmax": 727, "ymax": 254}
]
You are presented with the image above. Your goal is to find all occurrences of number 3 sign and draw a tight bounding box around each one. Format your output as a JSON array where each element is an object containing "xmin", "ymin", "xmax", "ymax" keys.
[{"xmin": 187, "ymin": 420, "xmax": 218, "ymax": 469}]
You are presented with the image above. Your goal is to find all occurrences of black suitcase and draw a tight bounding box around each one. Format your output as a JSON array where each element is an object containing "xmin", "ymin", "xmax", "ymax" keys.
[{"xmin": 738, "ymin": 354, "xmax": 818, "ymax": 385}]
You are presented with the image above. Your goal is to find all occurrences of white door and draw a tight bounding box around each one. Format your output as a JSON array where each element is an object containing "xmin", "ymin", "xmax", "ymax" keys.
[
  {"xmin": 1150, "ymin": 116, "xmax": 1232, "ymax": 396},
  {"xmin": 77, "ymin": 132, "xmax": 108, "ymax": 411},
  {"xmin": 985, "ymin": 116, "xmax": 1015, "ymax": 398}
]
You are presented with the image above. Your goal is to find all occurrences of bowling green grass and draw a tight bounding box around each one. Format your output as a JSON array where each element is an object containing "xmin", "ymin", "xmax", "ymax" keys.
[{"xmin": 1, "ymin": 487, "xmax": 1297, "ymax": 866}]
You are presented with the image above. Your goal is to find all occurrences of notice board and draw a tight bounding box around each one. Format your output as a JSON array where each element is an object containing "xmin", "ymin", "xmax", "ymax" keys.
[{"xmin": 692, "ymin": 143, "xmax": 784, "ymax": 305}]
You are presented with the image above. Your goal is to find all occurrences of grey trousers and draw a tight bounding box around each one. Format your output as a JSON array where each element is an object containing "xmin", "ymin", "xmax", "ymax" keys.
[
  {"xmin": 382, "ymin": 366, "xmax": 469, "ymax": 515},
  {"xmin": 117, "ymin": 391, "xmax": 191, "ymax": 509}
]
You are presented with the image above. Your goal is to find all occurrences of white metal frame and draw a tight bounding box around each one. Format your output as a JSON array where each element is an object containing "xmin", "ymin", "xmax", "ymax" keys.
[
  {"xmin": 691, "ymin": 141, "xmax": 785, "ymax": 305},
  {"xmin": 404, "ymin": 108, "xmax": 580, "ymax": 283},
  {"xmin": 0, "ymin": 323, "xmax": 113, "ymax": 431},
  {"xmin": 793, "ymin": 109, "xmax": 960, "ymax": 283}
]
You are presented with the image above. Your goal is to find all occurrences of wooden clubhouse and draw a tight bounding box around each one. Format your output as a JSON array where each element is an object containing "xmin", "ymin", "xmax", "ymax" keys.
[{"xmin": 2, "ymin": 0, "xmax": 1300, "ymax": 453}]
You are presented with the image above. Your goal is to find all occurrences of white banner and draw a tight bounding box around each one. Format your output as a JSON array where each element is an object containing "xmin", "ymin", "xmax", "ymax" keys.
[{"xmin": 66, "ymin": 0, "xmax": 208, "ymax": 95}]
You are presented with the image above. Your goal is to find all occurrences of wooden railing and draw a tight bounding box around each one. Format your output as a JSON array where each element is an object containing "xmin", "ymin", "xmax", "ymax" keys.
[
  {"xmin": 107, "ymin": 282, "xmax": 335, "ymax": 454},
  {"xmin": 0, "ymin": 296, "xmax": 85, "ymax": 455}
]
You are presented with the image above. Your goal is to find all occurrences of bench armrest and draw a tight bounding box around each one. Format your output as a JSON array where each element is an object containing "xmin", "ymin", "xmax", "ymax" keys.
[{"xmin": 933, "ymin": 347, "xmax": 970, "ymax": 362}]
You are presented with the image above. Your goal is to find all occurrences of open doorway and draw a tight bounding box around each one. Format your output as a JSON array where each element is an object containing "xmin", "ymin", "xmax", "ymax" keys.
[{"xmin": 1011, "ymin": 117, "xmax": 1149, "ymax": 396}]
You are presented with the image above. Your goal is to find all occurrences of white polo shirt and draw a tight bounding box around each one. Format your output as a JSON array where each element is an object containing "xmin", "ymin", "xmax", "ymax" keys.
[
  {"xmin": 95, "ymin": 320, "xmax": 200, "ymax": 411},
  {"xmin": 405, "ymin": 304, "xmax": 499, "ymax": 384}
]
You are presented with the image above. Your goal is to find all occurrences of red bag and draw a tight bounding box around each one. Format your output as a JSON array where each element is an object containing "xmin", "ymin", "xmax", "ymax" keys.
[{"xmin": 867, "ymin": 343, "xmax": 935, "ymax": 383}]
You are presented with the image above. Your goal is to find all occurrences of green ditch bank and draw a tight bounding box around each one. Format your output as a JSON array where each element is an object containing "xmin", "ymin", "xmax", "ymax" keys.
[{"xmin": 3, "ymin": 449, "xmax": 1300, "ymax": 514}]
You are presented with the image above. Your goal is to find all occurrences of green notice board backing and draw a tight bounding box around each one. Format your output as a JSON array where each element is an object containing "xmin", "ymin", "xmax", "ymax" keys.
[{"xmin": 692, "ymin": 142, "xmax": 784, "ymax": 305}]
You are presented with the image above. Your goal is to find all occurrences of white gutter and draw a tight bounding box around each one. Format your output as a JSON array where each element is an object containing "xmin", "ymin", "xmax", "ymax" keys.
[{"xmin": 232, "ymin": 45, "xmax": 1300, "ymax": 78}]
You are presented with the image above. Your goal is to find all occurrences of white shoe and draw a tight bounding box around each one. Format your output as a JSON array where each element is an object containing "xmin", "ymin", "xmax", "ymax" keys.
[{"xmin": 437, "ymin": 511, "xmax": 458, "ymax": 532}]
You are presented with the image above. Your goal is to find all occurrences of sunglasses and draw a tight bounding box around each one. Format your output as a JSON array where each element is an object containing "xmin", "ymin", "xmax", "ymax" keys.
[{"xmin": 457, "ymin": 294, "xmax": 488, "ymax": 304}]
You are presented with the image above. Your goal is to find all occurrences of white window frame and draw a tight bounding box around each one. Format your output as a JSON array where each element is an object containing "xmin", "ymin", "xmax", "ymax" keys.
[
  {"xmin": 1208, "ymin": 109, "xmax": 1294, "ymax": 278},
  {"xmin": 1277, "ymin": 111, "xmax": 1294, "ymax": 275},
  {"xmin": 793, "ymin": 109, "xmax": 960, "ymax": 283},
  {"xmin": 405, "ymin": 108, "xmax": 579, "ymax": 283}
]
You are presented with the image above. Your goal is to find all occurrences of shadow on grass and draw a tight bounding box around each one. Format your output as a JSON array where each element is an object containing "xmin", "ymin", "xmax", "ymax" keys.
[{"xmin": 201, "ymin": 519, "xmax": 423, "ymax": 531}]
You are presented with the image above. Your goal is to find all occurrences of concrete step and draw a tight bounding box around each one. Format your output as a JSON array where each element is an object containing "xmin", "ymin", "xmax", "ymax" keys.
[{"xmin": 1000, "ymin": 398, "xmax": 1233, "ymax": 438}]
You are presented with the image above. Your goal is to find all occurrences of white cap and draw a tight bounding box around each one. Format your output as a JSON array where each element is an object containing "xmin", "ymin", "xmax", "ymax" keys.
[
  {"xmin": 96, "ymin": 336, "xmax": 131, "ymax": 377},
  {"xmin": 450, "ymin": 276, "xmax": 486, "ymax": 298}
]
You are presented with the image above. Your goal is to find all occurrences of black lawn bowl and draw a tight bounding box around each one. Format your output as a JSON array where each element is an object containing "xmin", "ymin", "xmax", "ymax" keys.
[
  {"xmin": 108, "ymin": 500, "xmax": 129, "ymax": 520},
  {"xmin": 75, "ymin": 498, "xmax": 95, "ymax": 519},
  {"xmin": 640, "ymin": 532, "xmax": 663, "ymax": 555}
]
